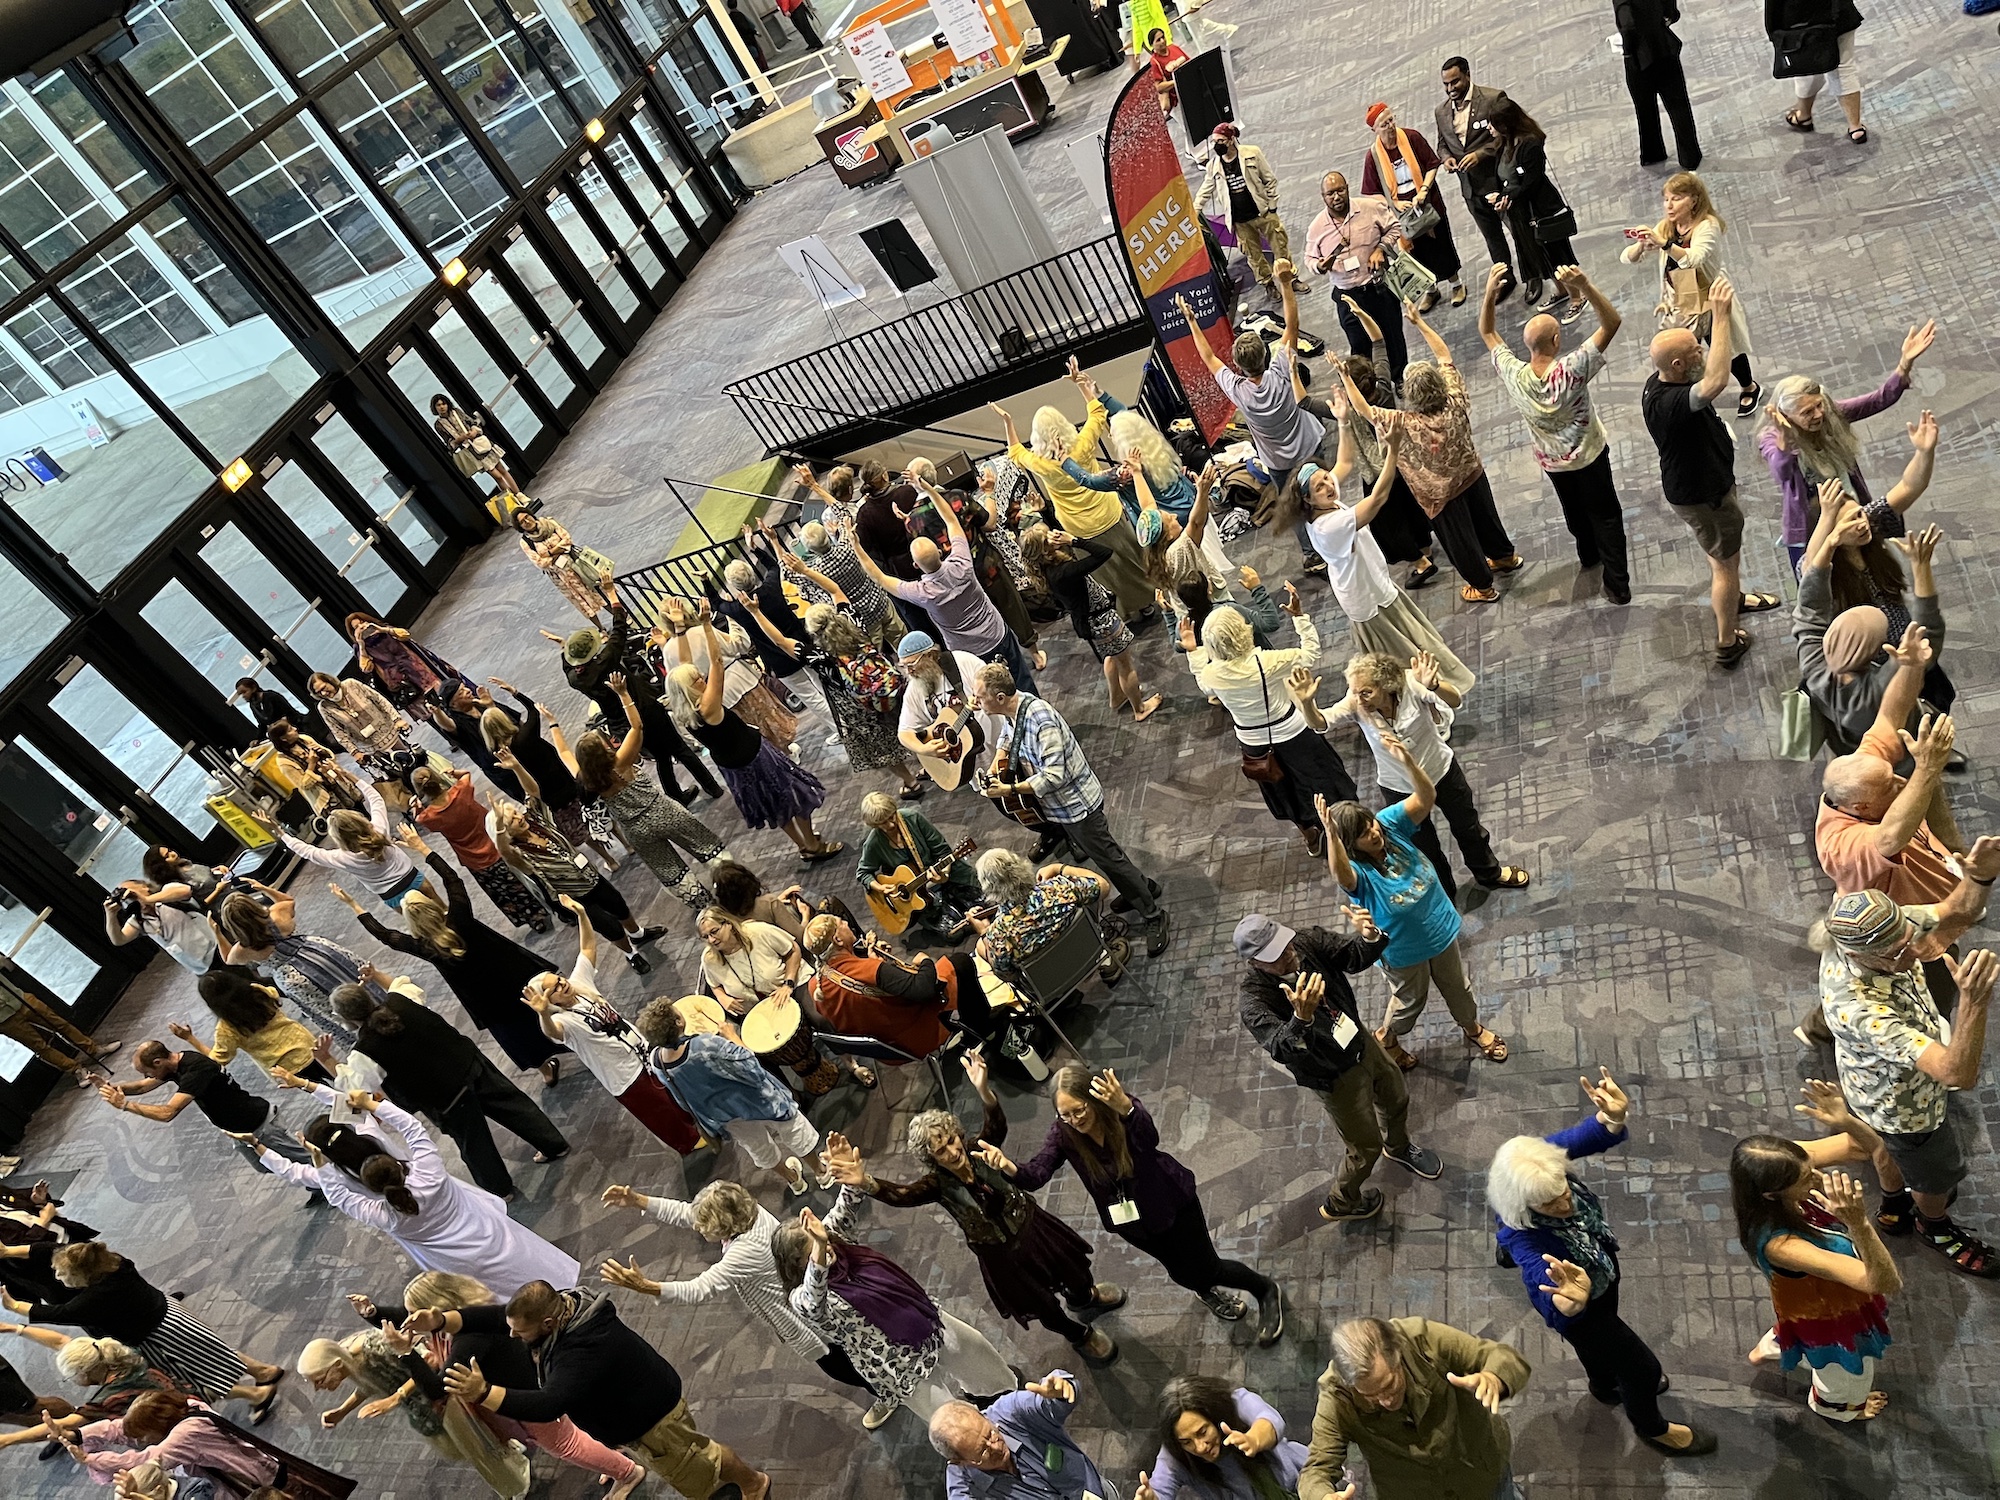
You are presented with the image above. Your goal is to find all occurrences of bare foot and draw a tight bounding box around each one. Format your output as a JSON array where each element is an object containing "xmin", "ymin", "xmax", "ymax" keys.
[
  {"xmin": 1747, "ymin": 1331, "xmax": 1781, "ymax": 1366},
  {"xmin": 745, "ymin": 1472, "xmax": 772, "ymax": 1500},
  {"xmin": 1133, "ymin": 693, "xmax": 1164, "ymax": 723},
  {"xmin": 1855, "ymin": 1391, "xmax": 1890, "ymax": 1420},
  {"xmin": 1032, "ymin": 650, "xmax": 1048, "ymax": 670}
]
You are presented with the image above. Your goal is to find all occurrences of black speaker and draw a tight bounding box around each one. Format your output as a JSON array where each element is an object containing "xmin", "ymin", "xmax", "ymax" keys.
[
  {"xmin": 858, "ymin": 221, "xmax": 938, "ymax": 295},
  {"xmin": 1176, "ymin": 49, "xmax": 1234, "ymax": 146}
]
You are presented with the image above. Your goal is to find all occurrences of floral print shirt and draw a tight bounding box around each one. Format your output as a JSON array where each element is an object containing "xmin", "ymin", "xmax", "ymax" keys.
[{"xmin": 1820, "ymin": 905, "xmax": 1949, "ymax": 1135}]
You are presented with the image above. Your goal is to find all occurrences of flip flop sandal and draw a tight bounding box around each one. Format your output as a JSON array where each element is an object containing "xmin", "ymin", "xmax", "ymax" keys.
[
  {"xmin": 1133, "ymin": 693, "xmax": 1165, "ymax": 723},
  {"xmin": 1848, "ymin": 126, "xmax": 1869, "ymax": 143},
  {"xmin": 1784, "ymin": 108, "xmax": 1815, "ymax": 132},
  {"xmin": 1408, "ymin": 558, "xmax": 1440, "ymax": 588},
  {"xmin": 1461, "ymin": 585, "xmax": 1500, "ymax": 603},
  {"xmin": 801, "ymin": 841, "xmax": 846, "ymax": 864},
  {"xmin": 1737, "ymin": 382, "xmax": 1763, "ymax": 416},
  {"xmin": 1738, "ymin": 592, "xmax": 1782, "ymax": 613},
  {"xmin": 1481, "ymin": 865, "xmax": 1531, "ymax": 889},
  {"xmin": 1469, "ymin": 1028, "xmax": 1510, "ymax": 1062}
]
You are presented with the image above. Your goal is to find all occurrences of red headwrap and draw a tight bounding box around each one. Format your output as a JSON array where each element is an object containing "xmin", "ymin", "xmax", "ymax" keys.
[{"xmin": 1365, "ymin": 102, "xmax": 1391, "ymax": 128}]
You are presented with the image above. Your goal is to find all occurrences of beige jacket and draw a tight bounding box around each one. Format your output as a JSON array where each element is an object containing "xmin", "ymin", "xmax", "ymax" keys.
[{"xmin": 1197, "ymin": 141, "xmax": 1281, "ymax": 221}]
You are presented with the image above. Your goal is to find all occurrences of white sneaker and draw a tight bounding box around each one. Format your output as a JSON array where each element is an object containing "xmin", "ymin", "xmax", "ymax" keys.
[
  {"xmin": 861, "ymin": 1397, "xmax": 898, "ymax": 1430},
  {"xmin": 784, "ymin": 1156, "xmax": 809, "ymax": 1195}
]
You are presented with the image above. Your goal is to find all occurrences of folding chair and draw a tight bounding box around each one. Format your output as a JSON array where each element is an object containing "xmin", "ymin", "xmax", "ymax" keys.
[
  {"xmin": 814, "ymin": 1029, "xmax": 952, "ymax": 1108},
  {"xmin": 1009, "ymin": 903, "xmax": 1125, "ymax": 1065}
]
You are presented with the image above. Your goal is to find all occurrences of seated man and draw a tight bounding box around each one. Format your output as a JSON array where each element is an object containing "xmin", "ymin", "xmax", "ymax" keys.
[
  {"xmin": 804, "ymin": 914, "xmax": 997, "ymax": 1059},
  {"xmin": 931, "ymin": 1370, "xmax": 1103, "ymax": 1500},
  {"xmin": 855, "ymin": 792, "xmax": 981, "ymax": 947},
  {"xmin": 973, "ymin": 848, "xmax": 1125, "ymax": 988}
]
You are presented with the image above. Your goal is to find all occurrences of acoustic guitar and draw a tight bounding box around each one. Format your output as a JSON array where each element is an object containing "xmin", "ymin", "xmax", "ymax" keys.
[
  {"xmin": 911, "ymin": 700, "xmax": 981, "ymax": 791},
  {"xmin": 975, "ymin": 744, "xmax": 1050, "ymax": 831},
  {"xmin": 865, "ymin": 836, "xmax": 977, "ymax": 935}
]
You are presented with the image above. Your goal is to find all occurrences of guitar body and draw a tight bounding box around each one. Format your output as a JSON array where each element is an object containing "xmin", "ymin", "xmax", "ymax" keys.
[
  {"xmin": 865, "ymin": 864, "xmax": 928, "ymax": 935},
  {"xmin": 978, "ymin": 746, "xmax": 1051, "ymax": 830},
  {"xmin": 912, "ymin": 702, "xmax": 982, "ymax": 792}
]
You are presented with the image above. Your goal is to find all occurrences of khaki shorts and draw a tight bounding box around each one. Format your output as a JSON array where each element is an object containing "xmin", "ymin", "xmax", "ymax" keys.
[
  {"xmin": 633, "ymin": 1398, "xmax": 724, "ymax": 1497},
  {"xmin": 1674, "ymin": 486, "xmax": 1745, "ymax": 561}
]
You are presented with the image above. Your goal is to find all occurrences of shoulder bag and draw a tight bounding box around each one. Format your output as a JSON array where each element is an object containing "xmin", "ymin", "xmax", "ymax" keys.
[
  {"xmin": 1531, "ymin": 200, "xmax": 1579, "ymax": 243},
  {"xmin": 1239, "ymin": 660, "xmax": 1286, "ymax": 784},
  {"xmin": 1770, "ymin": 23, "xmax": 1841, "ymax": 77}
]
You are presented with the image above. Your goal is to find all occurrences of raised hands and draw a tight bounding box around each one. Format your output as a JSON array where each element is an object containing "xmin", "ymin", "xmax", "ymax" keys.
[
  {"xmin": 1023, "ymin": 1371, "xmax": 1076, "ymax": 1402},
  {"xmin": 962, "ymin": 1052, "xmax": 991, "ymax": 1093},
  {"xmin": 1884, "ymin": 620, "xmax": 1932, "ymax": 672},
  {"xmin": 821, "ymin": 1131, "xmax": 866, "ymax": 1186},
  {"xmin": 600, "ymin": 1255, "xmax": 660, "ymax": 1295},
  {"xmin": 1890, "ymin": 523, "xmax": 1942, "ymax": 569},
  {"xmin": 601, "ymin": 1183, "xmax": 646, "ymax": 1211},
  {"xmin": 1795, "ymin": 1078, "xmax": 1858, "ymax": 1134},
  {"xmin": 1536, "ymin": 1255, "xmax": 1593, "ymax": 1313},
  {"xmin": 1281, "ymin": 970, "xmax": 1325, "ymax": 1021},
  {"xmin": 1410, "ymin": 650, "xmax": 1442, "ymax": 691},
  {"xmin": 1904, "ymin": 712, "xmax": 1955, "ymax": 776},
  {"xmin": 1277, "ymin": 581, "xmax": 1304, "ymax": 617},
  {"xmin": 1287, "ymin": 666, "xmax": 1321, "ymax": 707},
  {"xmin": 1447, "ymin": 1367, "xmax": 1508, "ymax": 1414},
  {"xmin": 1579, "ymin": 1066, "xmax": 1628, "ymax": 1128},
  {"xmin": 1089, "ymin": 1066, "xmax": 1131, "ymax": 1116},
  {"xmin": 1899, "ymin": 319, "xmax": 1937, "ymax": 374},
  {"xmin": 1906, "ymin": 408, "xmax": 1939, "ymax": 454}
]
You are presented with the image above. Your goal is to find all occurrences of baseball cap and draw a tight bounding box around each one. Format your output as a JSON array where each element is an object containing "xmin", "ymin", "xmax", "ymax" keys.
[
  {"xmin": 1824, "ymin": 889, "xmax": 1908, "ymax": 955},
  {"xmin": 1233, "ymin": 913, "xmax": 1295, "ymax": 963}
]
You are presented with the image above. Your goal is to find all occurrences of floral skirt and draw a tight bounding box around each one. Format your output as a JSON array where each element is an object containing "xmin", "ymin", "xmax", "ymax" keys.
[
  {"xmin": 468, "ymin": 859, "xmax": 551, "ymax": 933},
  {"xmin": 732, "ymin": 683, "xmax": 799, "ymax": 750},
  {"xmin": 722, "ymin": 738, "xmax": 826, "ymax": 830}
]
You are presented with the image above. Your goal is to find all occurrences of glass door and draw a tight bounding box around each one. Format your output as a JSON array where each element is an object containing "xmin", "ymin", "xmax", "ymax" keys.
[
  {"xmin": 499, "ymin": 224, "xmax": 614, "ymax": 382},
  {"xmin": 464, "ymin": 262, "xmax": 586, "ymax": 421},
  {"xmin": 544, "ymin": 180, "xmax": 646, "ymax": 330}
]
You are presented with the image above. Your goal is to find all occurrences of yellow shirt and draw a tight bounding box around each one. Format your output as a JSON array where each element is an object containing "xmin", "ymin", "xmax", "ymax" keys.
[
  {"xmin": 211, "ymin": 1014, "xmax": 317, "ymax": 1075},
  {"xmin": 1008, "ymin": 399, "xmax": 1120, "ymax": 538}
]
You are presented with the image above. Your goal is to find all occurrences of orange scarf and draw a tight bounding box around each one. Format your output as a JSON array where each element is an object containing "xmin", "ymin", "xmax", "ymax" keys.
[{"xmin": 1370, "ymin": 130, "xmax": 1426, "ymax": 205}]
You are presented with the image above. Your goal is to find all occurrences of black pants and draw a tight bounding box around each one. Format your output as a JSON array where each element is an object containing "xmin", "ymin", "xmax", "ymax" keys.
[
  {"xmin": 1336, "ymin": 281, "xmax": 1409, "ymax": 382},
  {"xmin": 1121, "ymin": 1197, "xmax": 1272, "ymax": 1301},
  {"xmin": 1624, "ymin": 54, "xmax": 1701, "ymax": 167},
  {"xmin": 816, "ymin": 1347, "xmax": 872, "ymax": 1392},
  {"xmin": 1547, "ymin": 450, "xmax": 1631, "ymax": 596},
  {"xmin": 640, "ymin": 705, "xmax": 722, "ymax": 801},
  {"xmin": 786, "ymin": 4, "xmax": 820, "ymax": 48},
  {"xmin": 1060, "ymin": 806, "xmax": 1161, "ymax": 921},
  {"xmin": 428, "ymin": 1057, "xmax": 570, "ymax": 1197},
  {"xmin": 1561, "ymin": 1283, "xmax": 1668, "ymax": 1439},
  {"xmin": 1458, "ymin": 176, "xmax": 1514, "ymax": 272},
  {"xmin": 1730, "ymin": 352, "xmax": 1755, "ymax": 388},
  {"xmin": 1429, "ymin": 473, "xmax": 1515, "ymax": 590},
  {"xmin": 1388, "ymin": 760, "xmax": 1499, "ymax": 901}
]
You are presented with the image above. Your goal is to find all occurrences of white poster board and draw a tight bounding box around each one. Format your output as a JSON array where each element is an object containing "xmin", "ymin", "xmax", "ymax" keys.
[
  {"xmin": 1063, "ymin": 130, "xmax": 1111, "ymax": 225},
  {"xmin": 843, "ymin": 21, "xmax": 911, "ymax": 98},
  {"xmin": 930, "ymin": 0, "xmax": 996, "ymax": 56},
  {"xmin": 779, "ymin": 236, "xmax": 868, "ymax": 310},
  {"xmin": 67, "ymin": 397, "xmax": 110, "ymax": 448}
]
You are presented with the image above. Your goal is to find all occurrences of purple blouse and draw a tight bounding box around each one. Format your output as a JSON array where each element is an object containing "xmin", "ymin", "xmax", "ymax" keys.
[
  {"xmin": 1011, "ymin": 1097, "xmax": 1198, "ymax": 1235},
  {"xmin": 1759, "ymin": 370, "xmax": 1908, "ymax": 545}
]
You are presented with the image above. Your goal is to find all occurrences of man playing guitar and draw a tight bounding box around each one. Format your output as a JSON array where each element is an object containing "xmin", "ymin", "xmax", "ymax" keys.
[
  {"xmin": 855, "ymin": 793, "xmax": 982, "ymax": 947},
  {"xmin": 895, "ymin": 631, "xmax": 1000, "ymax": 792},
  {"xmin": 970, "ymin": 661, "xmax": 1174, "ymax": 957}
]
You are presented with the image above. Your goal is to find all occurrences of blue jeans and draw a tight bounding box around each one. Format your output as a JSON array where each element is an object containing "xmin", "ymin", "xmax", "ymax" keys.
[{"xmin": 983, "ymin": 629, "xmax": 1039, "ymax": 698}]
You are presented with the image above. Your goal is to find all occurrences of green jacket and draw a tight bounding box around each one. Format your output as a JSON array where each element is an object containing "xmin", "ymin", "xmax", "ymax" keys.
[
  {"xmin": 1300, "ymin": 1318, "xmax": 1531, "ymax": 1500},
  {"xmin": 856, "ymin": 809, "xmax": 979, "ymax": 903}
]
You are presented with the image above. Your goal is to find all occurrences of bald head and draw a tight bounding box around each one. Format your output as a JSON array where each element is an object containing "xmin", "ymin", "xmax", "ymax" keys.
[
  {"xmin": 1649, "ymin": 328, "xmax": 1701, "ymax": 382},
  {"xmin": 1822, "ymin": 753, "xmax": 1902, "ymax": 822},
  {"xmin": 910, "ymin": 537, "xmax": 942, "ymax": 574},
  {"xmin": 1523, "ymin": 314, "xmax": 1561, "ymax": 357}
]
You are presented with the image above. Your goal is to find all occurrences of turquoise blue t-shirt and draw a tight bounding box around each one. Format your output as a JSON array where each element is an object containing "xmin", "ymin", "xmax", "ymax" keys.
[{"xmin": 1349, "ymin": 803, "xmax": 1460, "ymax": 967}]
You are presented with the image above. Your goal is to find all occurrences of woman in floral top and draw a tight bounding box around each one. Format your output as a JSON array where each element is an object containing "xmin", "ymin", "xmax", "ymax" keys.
[
  {"xmin": 797, "ymin": 603, "xmax": 925, "ymax": 793},
  {"xmin": 1341, "ymin": 301, "xmax": 1521, "ymax": 603},
  {"xmin": 771, "ymin": 1185, "xmax": 1016, "ymax": 1429},
  {"xmin": 824, "ymin": 1055, "xmax": 1126, "ymax": 1364}
]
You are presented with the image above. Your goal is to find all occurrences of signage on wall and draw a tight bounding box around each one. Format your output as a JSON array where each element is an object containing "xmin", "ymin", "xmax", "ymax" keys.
[
  {"xmin": 1102, "ymin": 65, "xmax": 1237, "ymax": 443},
  {"xmin": 843, "ymin": 21, "xmax": 912, "ymax": 99}
]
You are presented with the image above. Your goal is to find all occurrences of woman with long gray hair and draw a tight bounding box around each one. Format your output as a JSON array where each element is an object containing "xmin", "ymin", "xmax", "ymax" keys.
[
  {"xmin": 798, "ymin": 601, "xmax": 926, "ymax": 790},
  {"xmin": 771, "ymin": 1185, "xmax": 1016, "ymax": 1430},
  {"xmin": 1757, "ymin": 319, "xmax": 1933, "ymax": 572},
  {"xmin": 1486, "ymin": 1069, "xmax": 1713, "ymax": 1456},
  {"xmin": 823, "ymin": 1053, "xmax": 1127, "ymax": 1365}
]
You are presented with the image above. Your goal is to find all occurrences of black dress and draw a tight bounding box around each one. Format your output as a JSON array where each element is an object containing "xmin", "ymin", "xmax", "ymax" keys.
[
  {"xmin": 357, "ymin": 853, "xmax": 566, "ymax": 1072},
  {"xmin": 1495, "ymin": 136, "xmax": 1575, "ymax": 281}
]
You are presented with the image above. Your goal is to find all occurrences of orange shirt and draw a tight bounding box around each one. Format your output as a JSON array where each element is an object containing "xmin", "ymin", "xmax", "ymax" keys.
[{"xmin": 1814, "ymin": 725, "xmax": 1956, "ymax": 904}]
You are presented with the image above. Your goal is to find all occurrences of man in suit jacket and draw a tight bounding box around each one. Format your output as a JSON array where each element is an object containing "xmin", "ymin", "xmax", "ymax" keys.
[
  {"xmin": 1616, "ymin": 0, "xmax": 1702, "ymax": 169},
  {"xmin": 1433, "ymin": 56, "xmax": 1516, "ymax": 298}
]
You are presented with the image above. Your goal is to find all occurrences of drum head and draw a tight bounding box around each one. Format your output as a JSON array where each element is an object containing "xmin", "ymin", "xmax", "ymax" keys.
[
  {"xmin": 674, "ymin": 995, "xmax": 729, "ymax": 1035},
  {"xmin": 742, "ymin": 995, "xmax": 802, "ymax": 1053}
]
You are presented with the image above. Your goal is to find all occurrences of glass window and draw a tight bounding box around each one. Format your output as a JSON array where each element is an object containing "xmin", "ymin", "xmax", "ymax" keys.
[
  {"xmin": 198, "ymin": 521, "xmax": 352, "ymax": 670},
  {"xmin": 0, "ymin": 737, "xmax": 151, "ymax": 888},
  {"xmin": 0, "ymin": 550, "xmax": 69, "ymax": 689},
  {"xmin": 502, "ymin": 0, "xmax": 629, "ymax": 112},
  {"xmin": 658, "ymin": 18, "xmax": 744, "ymax": 156},
  {"xmin": 31, "ymin": 76, "xmax": 158, "ymax": 209},
  {"xmin": 384, "ymin": 341, "xmax": 508, "ymax": 497},
  {"xmin": 0, "ymin": 345, "xmax": 49, "ymax": 412},
  {"xmin": 547, "ymin": 188, "xmax": 637, "ymax": 318},
  {"xmin": 120, "ymin": 0, "xmax": 293, "ymax": 163},
  {"xmin": 248, "ymin": 0, "xmax": 389, "ymax": 86},
  {"xmin": 501, "ymin": 229, "xmax": 603, "ymax": 367},
  {"xmin": 143, "ymin": 201, "xmax": 262, "ymax": 325},
  {"xmin": 48, "ymin": 666, "xmax": 218, "ymax": 839},
  {"xmin": 307, "ymin": 411, "xmax": 447, "ymax": 569},
  {"xmin": 415, "ymin": 0, "xmax": 569, "ymax": 182},
  {"xmin": 57, "ymin": 232, "xmax": 213, "ymax": 368},
  {"xmin": 261, "ymin": 459, "xmax": 402, "ymax": 614},
  {"xmin": 575, "ymin": 158, "xmax": 666, "ymax": 286},
  {"xmin": 141, "ymin": 578, "xmax": 268, "ymax": 696},
  {"xmin": 628, "ymin": 101, "xmax": 713, "ymax": 231},
  {"xmin": 0, "ymin": 893, "xmax": 101, "ymax": 1006},
  {"xmin": 322, "ymin": 44, "xmax": 510, "ymax": 260},
  {"xmin": 3, "ymin": 298, "xmax": 110, "ymax": 387},
  {"xmin": 467, "ymin": 267, "xmax": 574, "ymax": 407},
  {"xmin": 603, "ymin": 130, "xmax": 689, "ymax": 258}
]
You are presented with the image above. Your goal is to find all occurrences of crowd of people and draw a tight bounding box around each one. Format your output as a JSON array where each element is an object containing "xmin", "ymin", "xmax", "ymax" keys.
[{"xmin": 0, "ymin": 15, "xmax": 1984, "ymax": 1500}]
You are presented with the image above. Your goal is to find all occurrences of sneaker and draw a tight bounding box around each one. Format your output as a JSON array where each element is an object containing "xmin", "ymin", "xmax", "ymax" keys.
[
  {"xmin": 625, "ymin": 950, "xmax": 653, "ymax": 975},
  {"xmin": 861, "ymin": 1396, "xmax": 898, "ymax": 1430},
  {"xmin": 783, "ymin": 1157, "xmax": 810, "ymax": 1196},
  {"xmin": 1144, "ymin": 909, "xmax": 1173, "ymax": 956},
  {"xmin": 1318, "ymin": 1188, "xmax": 1385, "ymax": 1223},
  {"xmin": 1559, "ymin": 299, "xmax": 1590, "ymax": 325},
  {"xmin": 1383, "ymin": 1143, "xmax": 1443, "ymax": 1179},
  {"xmin": 1300, "ymin": 555, "xmax": 1329, "ymax": 578},
  {"xmin": 1199, "ymin": 1289, "xmax": 1248, "ymax": 1321},
  {"xmin": 634, "ymin": 924, "xmax": 671, "ymax": 948},
  {"xmin": 1253, "ymin": 1282, "xmax": 1284, "ymax": 1346}
]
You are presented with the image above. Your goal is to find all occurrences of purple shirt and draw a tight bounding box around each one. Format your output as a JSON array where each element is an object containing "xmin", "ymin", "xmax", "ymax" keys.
[
  {"xmin": 888, "ymin": 546, "xmax": 1005, "ymax": 654},
  {"xmin": 1010, "ymin": 1097, "xmax": 1198, "ymax": 1235},
  {"xmin": 1758, "ymin": 370, "xmax": 1908, "ymax": 545}
]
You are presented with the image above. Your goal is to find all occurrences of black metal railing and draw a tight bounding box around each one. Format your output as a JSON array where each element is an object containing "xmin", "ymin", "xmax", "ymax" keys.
[{"xmin": 721, "ymin": 235, "xmax": 1149, "ymax": 454}]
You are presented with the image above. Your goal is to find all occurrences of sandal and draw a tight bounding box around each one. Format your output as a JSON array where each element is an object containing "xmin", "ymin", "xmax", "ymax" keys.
[
  {"xmin": 1486, "ymin": 554, "xmax": 1524, "ymax": 574},
  {"xmin": 801, "ymin": 841, "xmax": 846, "ymax": 864},
  {"xmin": 1467, "ymin": 1026, "xmax": 1510, "ymax": 1062},
  {"xmin": 1848, "ymin": 126, "xmax": 1869, "ymax": 144},
  {"xmin": 1875, "ymin": 1190, "xmax": 1915, "ymax": 1236},
  {"xmin": 1374, "ymin": 1028, "xmax": 1418, "ymax": 1072},
  {"xmin": 1738, "ymin": 591, "xmax": 1782, "ymax": 613},
  {"xmin": 1737, "ymin": 381, "xmax": 1763, "ymax": 417},
  {"xmin": 1783, "ymin": 108, "xmax": 1815, "ymax": 132},
  {"xmin": 1461, "ymin": 585, "xmax": 1500, "ymax": 603},
  {"xmin": 1480, "ymin": 865, "xmax": 1531, "ymax": 890},
  {"xmin": 1714, "ymin": 629, "xmax": 1752, "ymax": 669},
  {"xmin": 1917, "ymin": 1217, "xmax": 2000, "ymax": 1277},
  {"xmin": 1407, "ymin": 557, "xmax": 1439, "ymax": 589}
]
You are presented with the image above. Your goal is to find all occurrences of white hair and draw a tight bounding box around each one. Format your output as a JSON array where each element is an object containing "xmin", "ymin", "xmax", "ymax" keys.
[
  {"xmin": 976, "ymin": 847, "xmax": 1037, "ymax": 906},
  {"xmin": 907, "ymin": 457, "xmax": 936, "ymax": 482},
  {"xmin": 1486, "ymin": 1134, "xmax": 1574, "ymax": 1229},
  {"xmin": 664, "ymin": 663, "xmax": 704, "ymax": 730},
  {"xmin": 1200, "ymin": 606, "xmax": 1256, "ymax": 662},
  {"xmin": 57, "ymin": 1335, "xmax": 141, "ymax": 1386},
  {"xmin": 929, "ymin": 1400, "xmax": 984, "ymax": 1459},
  {"xmin": 802, "ymin": 522, "xmax": 832, "ymax": 554},
  {"xmin": 723, "ymin": 559, "xmax": 755, "ymax": 592},
  {"xmin": 1031, "ymin": 406, "xmax": 1079, "ymax": 462},
  {"xmin": 1109, "ymin": 408, "xmax": 1180, "ymax": 488}
]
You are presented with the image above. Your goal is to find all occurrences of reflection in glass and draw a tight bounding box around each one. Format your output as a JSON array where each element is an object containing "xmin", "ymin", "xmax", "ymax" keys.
[
  {"xmin": 627, "ymin": 101, "xmax": 713, "ymax": 231},
  {"xmin": 0, "ymin": 738, "xmax": 150, "ymax": 889},
  {"xmin": 141, "ymin": 578, "xmax": 264, "ymax": 696},
  {"xmin": 0, "ymin": 550, "xmax": 68, "ymax": 689},
  {"xmin": 262, "ymin": 460, "xmax": 402, "ymax": 614},
  {"xmin": 27, "ymin": 74, "xmax": 160, "ymax": 209},
  {"xmin": 118, "ymin": 0, "xmax": 293, "ymax": 163},
  {"xmin": 467, "ymin": 268, "xmax": 575, "ymax": 407},
  {"xmin": 501, "ymin": 231, "xmax": 603, "ymax": 367},
  {"xmin": 49, "ymin": 665, "xmax": 218, "ymax": 838},
  {"xmin": 548, "ymin": 189, "xmax": 637, "ymax": 318},
  {"xmin": 415, "ymin": 0, "xmax": 568, "ymax": 182},
  {"xmin": 248, "ymin": 0, "xmax": 390, "ymax": 86},
  {"xmin": 309, "ymin": 409, "xmax": 449, "ymax": 572},
  {"xmin": 199, "ymin": 521, "xmax": 353, "ymax": 671},
  {"xmin": 575, "ymin": 159, "xmax": 665, "ymax": 285},
  {"xmin": 602, "ymin": 132, "xmax": 689, "ymax": 259},
  {"xmin": 57, "ymin": 231, "xmax": 213, "ymax": 367},
  {"xmin": 659, "ymin": 18, "xmax": 745, "ymax": 156}
]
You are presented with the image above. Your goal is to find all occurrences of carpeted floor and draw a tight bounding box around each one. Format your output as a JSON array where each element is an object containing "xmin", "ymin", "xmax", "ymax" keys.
[{"xmin": 7, "ymin": 1, "xmax": 2000, "ymax": 1496}]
